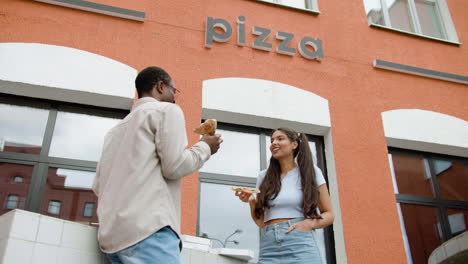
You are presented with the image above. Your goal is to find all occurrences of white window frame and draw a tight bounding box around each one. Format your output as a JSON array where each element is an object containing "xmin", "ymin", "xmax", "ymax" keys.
[
  {"xmin": 369, "ymin": 0, "xmax": 460, "ymax": 44},
  {"xmin": 254, "ymin": 0, "xmax": 319, "ymax": 13}
]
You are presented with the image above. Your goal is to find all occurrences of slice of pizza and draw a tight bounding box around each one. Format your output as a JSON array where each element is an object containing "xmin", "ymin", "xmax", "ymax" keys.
[
  {"xmin": 231, "ymin": 187, "xmax": 260, "ymax": 193},
  {"xmin": 193, "ymin": 119, "xmax": 217, "ymax": 136}
]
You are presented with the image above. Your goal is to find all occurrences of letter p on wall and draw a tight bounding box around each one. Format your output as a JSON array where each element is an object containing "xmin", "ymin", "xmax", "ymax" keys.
[{"xmin": 205, "ymin": 17, "xmax": 232, "ymax": 48}]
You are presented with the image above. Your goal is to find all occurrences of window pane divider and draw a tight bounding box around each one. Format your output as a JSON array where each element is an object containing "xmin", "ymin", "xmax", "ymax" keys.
[
  {"xmin": 380, "ymin": 0, "xmax": 392, "ymax": 27},
  {"xmin": 25, "ymin": 162, "xmax": 48, "ymax": 212},
  {"xmin": 396, "ymin": 194, "xmax": 468, "ymax": 208},
  {"xmin": 0, "ymin": 153, "xmax": 39, "ymax": 163},
  {"xmin": 46, "ymin": 157, "xmax": 97, "ymax": 170},
  {"xmin": 40, "ymin": 108, "xmax": 57, "ymax": 156},
  {"xmin": 199, "ymin": 172, "xmax": 257, "ymax": 186},
  {"xmin": 408, "ymin": 0, "xmax": 423, "ymax": 34}
]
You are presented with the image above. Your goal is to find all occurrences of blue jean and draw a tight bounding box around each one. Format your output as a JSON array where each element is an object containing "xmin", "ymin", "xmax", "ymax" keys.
[
  {"xmin": 259, "ymin": 218, "xmax": 322, "ymax": 264},
  {"xmin": 106, "ymin": 226, "xmax": 181, "ymax": 264}
]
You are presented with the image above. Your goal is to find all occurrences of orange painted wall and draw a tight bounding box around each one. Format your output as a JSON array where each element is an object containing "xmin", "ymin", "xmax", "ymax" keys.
[{"xmin": 1, "ymin": 0, "xmax": 467, "ymax": 263}]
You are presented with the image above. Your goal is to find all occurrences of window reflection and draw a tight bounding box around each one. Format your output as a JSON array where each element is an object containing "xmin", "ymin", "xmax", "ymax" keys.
[
  {"xmin": 415, "ymin": 0, "xmax": 445, "ymax": 39},
  {"xmin": 446, "ymin": 208, "xmax": 468, "ymax": 235},
  {"xmin": 399, "ymin": 204, "xmax": 441, "ymax": 264},
  {"xmin": 0, "ymin": 103, "xmax": 49, "ymax": 155},
  {"xmin": 40, "ymin": 167, "xmax": 98, "ymax": 224},
  {"xmin": 387, "ymin": 0, "xmax": 415, "ymax": 32},
  {"xmin": 199, "ymin": 182, "xmax": 260, "ymax": 261},
  {"xmin": 48, "ymin": 200, "xmax": 61, "ymax": 215},
  {"xmin": 200, "ymin": 129, "xmax": 260, "ymax": 177},
  {"xmin": 365, "ymin": 0, "xmax": 386, "ymax": 25},
  {"xmin": 0, "ymin": 163, "xmax": 32, "ymax": 215},
  {"xmin": 391, "ymin": 154, "xmax": 435, "ymax": 197},
  {"xmin": 49, "ymin": 111, "xmax": 120, "ymax": 161},
  {"xmin": 435, "ymin": 160, "xmax": 468, "ymax": 201},
  {"xmin": 83, "ymin": 202, "xmax": 94, "ymax": 218},
  {"xmin": 5, "ymin": 195, "xmax": 19, "ymax": 210},
  {"xmin": 275, "ymin": 0, "xmax": 306, "ymax": 9},
  {"xmin": 365, "ymin": 0, "xmax": 415, "ymax": 32}
]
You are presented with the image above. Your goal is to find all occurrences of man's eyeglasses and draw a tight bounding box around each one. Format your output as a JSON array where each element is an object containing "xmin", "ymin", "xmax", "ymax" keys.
[{"xmin": 166, "ymin": 83, "xmax": 181, "ymax": 95}]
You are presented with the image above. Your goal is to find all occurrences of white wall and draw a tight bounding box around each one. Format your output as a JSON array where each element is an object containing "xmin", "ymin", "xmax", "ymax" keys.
[
  {"xmin": 382, "ymin": 109, "xmax": 468, "ymax": 157},
  {"xmin": 0, "ymin": 210, "xmax": 251, "ymax": 264},
  {"xmin": 0, "ymin": 43, "xmax": 136, "ymax": 110}
]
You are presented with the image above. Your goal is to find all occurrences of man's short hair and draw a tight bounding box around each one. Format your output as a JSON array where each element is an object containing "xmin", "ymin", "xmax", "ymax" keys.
[{"xmin": 135, "ymin": 66, "xmax": 172, "ymax": 98}]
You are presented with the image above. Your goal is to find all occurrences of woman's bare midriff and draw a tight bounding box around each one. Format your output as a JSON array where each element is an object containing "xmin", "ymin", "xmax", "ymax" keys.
[{"xmin": 264, "ymin": 218, "xmax": 295, "ymax": 226}]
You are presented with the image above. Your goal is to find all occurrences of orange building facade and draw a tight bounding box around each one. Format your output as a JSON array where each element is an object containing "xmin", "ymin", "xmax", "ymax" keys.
[{"xmin": 1, "ymin": 0, "xmax": 467, "ymax": 263}]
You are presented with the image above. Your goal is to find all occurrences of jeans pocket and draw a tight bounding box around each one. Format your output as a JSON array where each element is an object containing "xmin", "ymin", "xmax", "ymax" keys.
[{"xmin": 292, "ymin": 228, "xmax": 312, "ymax": 233}]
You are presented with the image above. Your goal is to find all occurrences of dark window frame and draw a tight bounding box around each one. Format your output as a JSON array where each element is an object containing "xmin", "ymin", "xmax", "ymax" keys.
[
  {"xmin": 389, "ymin": 147, "xmax": 468, "ymax": 242},
  {"xmin": 197, "ymin": 122, "xmax": 335, "ymax": 264},
  {"xmin": 0, "ymin": 93, "xmax": 128, "ymax": 215}
]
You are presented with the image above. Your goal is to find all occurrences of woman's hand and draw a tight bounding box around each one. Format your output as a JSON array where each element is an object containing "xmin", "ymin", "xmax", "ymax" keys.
[
  {"xmin": 235, "ymin": 188, "xmax": 256, "ymax": 203},
  {"xmin": 286, "ymin": 220, "xmax": 316, "ymax": 233}
]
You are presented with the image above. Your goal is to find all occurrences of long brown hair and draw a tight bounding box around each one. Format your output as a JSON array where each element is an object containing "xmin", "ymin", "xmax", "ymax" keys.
[{"xmin": 255, "ymin": 128, "xmax": 322, "ymax": 220}]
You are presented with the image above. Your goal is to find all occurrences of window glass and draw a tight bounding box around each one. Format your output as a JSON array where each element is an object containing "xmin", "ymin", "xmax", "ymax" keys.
[
  {"xmin": 365, "ymin": 0, "xmax": 386, "ymax": 25},
  {"xmin": 446, "ymin": 208, "xmax": 468, "ymax": 236},
  {"xmin": 364, "ymin": 0, "xmax": 452, "ymax": 40},
  {"xmin": 262, "ymin": 0, "xmax": 310, "ymax": 9},
  {"xmin": 399, "ymin": 203, "xmax": 442, "ymax": 264},
  {"xmin": 13, "ymin": 176, "xmax": 24, "ymax": 183},
  {"xmin": 0, "ymin": 163, "xmax": 32, "ymax": 215},
  {"xmin": 48, "ymin": 201, "xmax": 61, "ymax": 215},
  {"xmin": 49, "ymin": 111, "xmax": 120, "ymax": 161},
  {"xmin": 434, "ymin": 160, "xmax": 468, "ymax": 201},
  {"xmin": 200, "ymin": 129, "xmax": 260, "ymax": 178},
  {"xmin": 83, "ymin": 202, "xmax": 94, "ymax": 218},
  {"xmin": 415, "ymin": 0, "xmax": 445, "ymax": 38},
  {"xmin": 0, "ymin": 103, "xmax": 49, "ymax": 155},
  {"xmin": 40, "ymin": 167, "xmax": 98, "ymax": 223},
  {"xmin": 391, "ymin": 154, "xmax": 435, "ymax": 197},
  {"xmin": 5, "ymin": 195, "xmax": 19, "ymax": 210},
  {"xmin": 387, "ymin": 0, "xmax": 415, "ymax": 32},
  {"xmin": 278, "ymin": 0, "xmax": 306, "ymax": 9},
  {"xmin": 199, "ymin": 182, "xmax": 260, "ymax": 262}
]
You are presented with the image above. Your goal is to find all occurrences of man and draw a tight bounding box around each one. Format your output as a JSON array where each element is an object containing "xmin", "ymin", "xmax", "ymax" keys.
[{"xmin": 92, "ymin": 66, "xmax": 222, "ymax": 263}]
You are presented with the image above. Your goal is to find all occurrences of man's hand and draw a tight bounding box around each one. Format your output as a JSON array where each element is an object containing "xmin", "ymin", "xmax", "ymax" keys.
[{"xmin": 200, "ymin": 134, "xmax": 223, "ymax": 154}]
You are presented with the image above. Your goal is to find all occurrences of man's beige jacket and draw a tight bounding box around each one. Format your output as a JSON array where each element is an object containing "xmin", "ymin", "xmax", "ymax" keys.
[{"xmin": 92, "ymin": 97, "xmax": 211, "ymax": 253}]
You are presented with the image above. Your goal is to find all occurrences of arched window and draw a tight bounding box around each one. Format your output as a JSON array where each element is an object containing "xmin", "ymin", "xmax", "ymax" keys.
[{"xmin": 13, "ymin": 176, "xmax": 23, "ymax": 183}]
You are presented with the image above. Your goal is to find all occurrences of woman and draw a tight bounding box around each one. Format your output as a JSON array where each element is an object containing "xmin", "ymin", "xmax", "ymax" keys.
[{"xmin": 235, "ymin": 127, "xmax": 334, "ymax": 264}]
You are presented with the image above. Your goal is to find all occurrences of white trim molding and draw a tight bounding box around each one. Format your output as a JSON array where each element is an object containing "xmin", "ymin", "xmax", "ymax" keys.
[
  {"xmin": 382, "ymin": 109, "xmax": 468, "ymax": 157},
  {"xmin": 202, "ymin": 77, "xmax": 347, "ymax": 264},
  {"xmin": 0, "ymin": 43, "xmax": 136, "ymax": 110},
  {"xmin": 202, "ymin": 78, "xmax": 330, "ymax": 135}
]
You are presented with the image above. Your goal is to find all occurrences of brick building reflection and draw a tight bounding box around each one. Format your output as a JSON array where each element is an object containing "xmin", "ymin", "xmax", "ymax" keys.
[
  {"xmin": 1, "ymin": 144, "xmax": 98, "ymax": 225},
  {"xmin": 392, "ymin": 154, "xmax": 468, "ymax": 264}
]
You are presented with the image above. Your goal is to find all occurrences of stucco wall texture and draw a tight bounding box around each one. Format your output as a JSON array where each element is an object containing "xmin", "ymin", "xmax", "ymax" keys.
[{"xmin": 1, "ymin": 0, "xmax": 467, "ymax": 263}]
